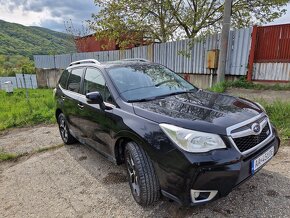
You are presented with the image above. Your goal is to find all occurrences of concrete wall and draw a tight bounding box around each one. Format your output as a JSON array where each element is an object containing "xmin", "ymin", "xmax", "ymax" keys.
[
  {"xmin": 180, "ymin": 73, "xmax": 241, "ymax": 89},
  {"xmin": 36, "ymin": 68, "xmax": 63, "ymax": 88}
]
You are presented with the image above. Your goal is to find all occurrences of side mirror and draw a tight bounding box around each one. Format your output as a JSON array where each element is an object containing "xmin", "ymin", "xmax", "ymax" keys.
[{"xmin": 86, "ymin": 92, "xmax": 105, "ymax": 109}]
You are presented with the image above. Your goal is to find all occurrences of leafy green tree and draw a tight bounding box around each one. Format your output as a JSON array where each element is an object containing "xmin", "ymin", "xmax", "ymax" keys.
[
  {"xmin": 167, "ymin": 0, "xmax": 288, "ymax": 38},
  {"xmin": 90, "ymin": 0, "xmax": 179, "ymax": 48},
  {"xmin": 90, "ymin": 0, "xmax": 288, "ymax": 45}
]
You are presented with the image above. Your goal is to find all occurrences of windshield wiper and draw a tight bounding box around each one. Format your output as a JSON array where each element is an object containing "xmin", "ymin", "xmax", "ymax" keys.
[
  {"xmin": 127, "ymin": 89, "xmax": 196, "ymax": 103},
  {"xmin": 154, "ymin": 90, "xmax": 196, "ymax": 99},
  {"xmin": 127, "ymin": 96, "xmax": 158, "ymax": 103}
]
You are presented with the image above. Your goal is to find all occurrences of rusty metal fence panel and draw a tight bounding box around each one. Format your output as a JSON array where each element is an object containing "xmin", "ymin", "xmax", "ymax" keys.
[{"xmin": 255, "ymin": 24, "xmax": 290, "ymax": 63}]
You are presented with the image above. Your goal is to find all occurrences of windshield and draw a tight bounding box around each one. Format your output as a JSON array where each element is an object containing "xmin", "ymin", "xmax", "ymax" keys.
[{"xmin": 107, "ymin": 64, "xmax": 197, "ymax": 102}]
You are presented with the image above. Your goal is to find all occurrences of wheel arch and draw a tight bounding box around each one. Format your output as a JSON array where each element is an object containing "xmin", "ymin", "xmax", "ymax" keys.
[
  {"xmin": 55, "ymin": 108, "xmax": 63, "ymax": 122},
  {"xmin": 114, "ymin": 131, "xmax": 149, "ymax": 165}
]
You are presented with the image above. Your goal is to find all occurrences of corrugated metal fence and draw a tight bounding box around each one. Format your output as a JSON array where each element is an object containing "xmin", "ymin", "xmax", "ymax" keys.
[
  {"xmin": 0, "ymin": 74, "xmax": 38, "ymax": 89},
  {"xmin": 34, "ymin": 28, "xmax": 252, "ymax": 76}
]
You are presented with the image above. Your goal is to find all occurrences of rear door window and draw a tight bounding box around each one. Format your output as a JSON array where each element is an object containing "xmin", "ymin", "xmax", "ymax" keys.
[
  {"xmin": 58, "ymin": 70, "xmax": 70, "ymax": 89},
  {"xmin": 67, "ymin": 68, "xmax": 84, "ymax": 93}
]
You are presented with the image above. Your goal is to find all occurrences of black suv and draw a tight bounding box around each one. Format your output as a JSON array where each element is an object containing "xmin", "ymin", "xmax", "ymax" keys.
[{"xmin": 55, "ymin": 59, "xmax": 280, "ymax": 206}]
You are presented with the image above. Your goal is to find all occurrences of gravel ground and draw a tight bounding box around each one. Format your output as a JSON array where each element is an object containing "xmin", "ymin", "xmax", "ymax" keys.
[
  {"xmin": 0, "ymin": 125, "xmax": 290, "ymax": 217},
  {"xmin": 0, "ymin": 124, "xmax": 62, "ymax": 154}
]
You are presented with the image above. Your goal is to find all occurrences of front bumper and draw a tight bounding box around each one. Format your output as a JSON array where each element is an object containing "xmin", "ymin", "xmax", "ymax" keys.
[{"xmin": 154, "ymin": 135, "xmax": 280, "ymax": 206}]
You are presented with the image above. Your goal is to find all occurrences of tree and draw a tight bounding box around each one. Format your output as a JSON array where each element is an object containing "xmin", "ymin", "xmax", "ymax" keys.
[
  {"xmin": 0, "ymin": 55, "xmax": 35, "ymax": 76},
  {"xmin": 90, "ymin": 0, "xmax": 288, "ymax": 44},
  {"xmin": 90, "ymin": 0, "xmax": 179, "ymax": 48},
  {"xmin": 64, "ymin": 19, "xmax": 92, "ymax": 52},
  {"xmin": 168, "ymin": 0, "xmax": 288, "ymax": 38}
]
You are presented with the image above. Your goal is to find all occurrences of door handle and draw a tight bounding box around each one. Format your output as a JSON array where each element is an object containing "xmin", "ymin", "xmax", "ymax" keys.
[{"xmin": 78, "ymin": 102, "xmax": 84, "ymax": 109}]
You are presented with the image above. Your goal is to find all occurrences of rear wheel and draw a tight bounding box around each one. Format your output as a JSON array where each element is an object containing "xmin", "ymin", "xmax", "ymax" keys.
[
  {"xmin": 125, "ymin": 142, "xmax": 160, "ymax": 206},
  {"xmin": 58, "ymin": 113, "xmax": 77, "ymax": 144}
]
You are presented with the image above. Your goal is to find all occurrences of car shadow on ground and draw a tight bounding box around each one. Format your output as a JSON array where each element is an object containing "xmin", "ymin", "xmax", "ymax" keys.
[{"xmin": 65, "ymin": 143, "xmax": 290, "ymax": 217}]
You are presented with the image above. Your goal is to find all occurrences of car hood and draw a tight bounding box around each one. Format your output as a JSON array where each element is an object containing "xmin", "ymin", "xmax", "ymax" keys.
[{"xmin": 132, "ymin": 90, "xmax": 263, "ymax": 135}]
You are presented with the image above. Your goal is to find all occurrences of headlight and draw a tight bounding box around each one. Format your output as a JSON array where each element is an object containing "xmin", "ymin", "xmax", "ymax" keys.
[
  {"xmin": 255, "ymin": 102, "xmax": 266, "ymax": 112},
  {"xmin": 159, "ymin": 124, "xmax": 226, "ymax": 153}
]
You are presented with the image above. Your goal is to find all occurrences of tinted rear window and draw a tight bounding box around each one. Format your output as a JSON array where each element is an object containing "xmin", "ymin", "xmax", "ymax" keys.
[
  {"xmin": 67, "ymin": 68, "xmax": 84, "ymax": 93},
  {"xmin": 59, "ymin": 70, "xmax": 69, "ymax": 89}
]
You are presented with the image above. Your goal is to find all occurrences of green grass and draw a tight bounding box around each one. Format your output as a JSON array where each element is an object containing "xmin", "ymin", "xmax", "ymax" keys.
[
  {"xmin": 36, "ymin": 144, "xmax": 64, "ymax": 153},
  {"xmin": 0, "ymin": 152, "xmax": 18, "ymax": 161},
  {"xmin": 0, "ymin": 144, "xmax": 64, "ymax": 162},
  {"xmin": 208, "ymin": 77, "xmax": 290, "ymax": 93},
  {"xmin": 208, "ymin": 81, "xmax": 227, "ymax": 93},
  {"xmin": 0, "ymin": 89, "xmax": 56, "ymax": 131},
  {"xmin": 259, "ymin": 100, "xmax": 290, "ymax": 142}
]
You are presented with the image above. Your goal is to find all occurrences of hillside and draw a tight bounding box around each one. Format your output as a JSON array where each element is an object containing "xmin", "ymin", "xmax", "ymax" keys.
[{"xmin": 0, "ymin": 20, "xmax": 76, "ymax": 58}]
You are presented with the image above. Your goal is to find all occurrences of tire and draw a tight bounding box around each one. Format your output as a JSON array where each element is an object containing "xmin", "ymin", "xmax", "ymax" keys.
[
  {"xmin": 57, "ymin": 113, "xmax": 77, "ymax": 145},
  {"xmin": 125, "ymin": 142, "xmax": 160, "ymax": 206}
]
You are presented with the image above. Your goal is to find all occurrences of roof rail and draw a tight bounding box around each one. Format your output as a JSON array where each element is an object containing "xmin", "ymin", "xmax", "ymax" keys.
[
  {"xmin": 69, "ymin": 59, "xmax": 100, "ymax": 66},
  {"xmin": 120, "ymin": 58, "xmax": 150, "ymax": 62}
]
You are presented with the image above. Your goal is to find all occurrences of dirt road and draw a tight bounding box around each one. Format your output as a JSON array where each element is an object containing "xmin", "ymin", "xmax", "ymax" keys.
[{"xmin": 0, "ymin": 125, "xmax": 290, "ymax": 217}]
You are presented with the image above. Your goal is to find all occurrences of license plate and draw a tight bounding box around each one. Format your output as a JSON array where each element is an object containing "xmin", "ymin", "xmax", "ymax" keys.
[{"xmin": 251, "ymin": 146, "xmax": 274, "ymax": 175}]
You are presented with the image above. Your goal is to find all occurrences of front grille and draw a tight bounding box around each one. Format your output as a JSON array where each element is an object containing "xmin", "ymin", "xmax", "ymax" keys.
[{"xmin": 233, "ymin": 124, "xmax": 270, "ymax": 152}]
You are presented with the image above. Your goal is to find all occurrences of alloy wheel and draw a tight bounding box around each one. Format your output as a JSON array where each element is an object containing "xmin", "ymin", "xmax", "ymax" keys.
[
  {"xmin": 126, "ymin": 153, "xmax": 140, "ymax": 196},
  {"xmin": 59, "ymin": 118, "xmax": 68, "ymax": 143}
]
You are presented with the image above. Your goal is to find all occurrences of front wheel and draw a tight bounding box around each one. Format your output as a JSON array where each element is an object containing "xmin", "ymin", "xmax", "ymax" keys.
[
  {"xmin": 58, "ymin": 113, "xmax": 77, "ymax": 144},
  {"xmin": 125, "ymin": 142, "xmax": 160, "ymax": 206}
]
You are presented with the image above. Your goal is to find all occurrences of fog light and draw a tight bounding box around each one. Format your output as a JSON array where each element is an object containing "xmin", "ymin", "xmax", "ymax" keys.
[
  {"xmin": 193, "ymin": 191, "xmax": 200, "ymax": 198},
  {"xmin": 190, "ymin": 189, "xmax": 218, "ymax": 203}
]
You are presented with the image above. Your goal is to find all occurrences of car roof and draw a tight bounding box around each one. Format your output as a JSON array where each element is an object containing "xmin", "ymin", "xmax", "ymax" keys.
[
  {"xmin": 101, "ymin": 60, "xmax": 157, "ymax": 69},
  {"xmin": 66, "ymin": 59, "xmax": 157, "ymax": 70}
]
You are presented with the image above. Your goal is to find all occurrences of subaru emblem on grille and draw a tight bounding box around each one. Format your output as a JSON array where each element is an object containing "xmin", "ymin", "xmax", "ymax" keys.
[{"xmin": 252, "ymin": 123, "xmax": 261, "ymax": 134}]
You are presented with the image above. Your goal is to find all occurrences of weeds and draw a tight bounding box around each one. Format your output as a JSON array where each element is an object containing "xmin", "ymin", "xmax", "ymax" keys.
[
  {"xmin": 0, "ymin": 89, "xmax": 56, "ymax": 131},
  {"xmin": 0, "ymin": 144, "xmax": 64, "ymax": 162},
  {"xmin": 209, "ymin": 77, "xmax": 290, "ymax": 93},
  {"xmin": 208, "ymin": 82, "xmax": 227, "ymax": 93},
  {"xmin": 36, "ymin": 144, "xmax": 64, "ymax": 153},
  {"xmin": 0, "ymin": 152, "xmax": 18, "ymax": 161},
  {"xmin": 259, "ymin": 100, "xmax": 290, "ymax": 142}
]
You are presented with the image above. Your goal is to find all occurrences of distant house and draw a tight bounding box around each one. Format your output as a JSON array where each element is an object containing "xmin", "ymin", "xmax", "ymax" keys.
[{"xmin": 75, "ymin": 32, "xmax": 146, "ymax": 52}]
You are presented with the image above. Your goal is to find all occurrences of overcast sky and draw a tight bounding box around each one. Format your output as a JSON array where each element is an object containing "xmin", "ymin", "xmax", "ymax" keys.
[
  {"xmin": 0, "ymin": 0, "xmax": 289, "ymax": 33},
  {"xmin": 0, "ymin": 0, "xmax": 98, "ymax": 32}
]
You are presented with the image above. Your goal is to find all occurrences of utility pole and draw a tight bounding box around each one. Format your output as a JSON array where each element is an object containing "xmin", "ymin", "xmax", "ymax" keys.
[{"xmin": 217, "ymin": 0, "xmax": 232, "ymax": 83}]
